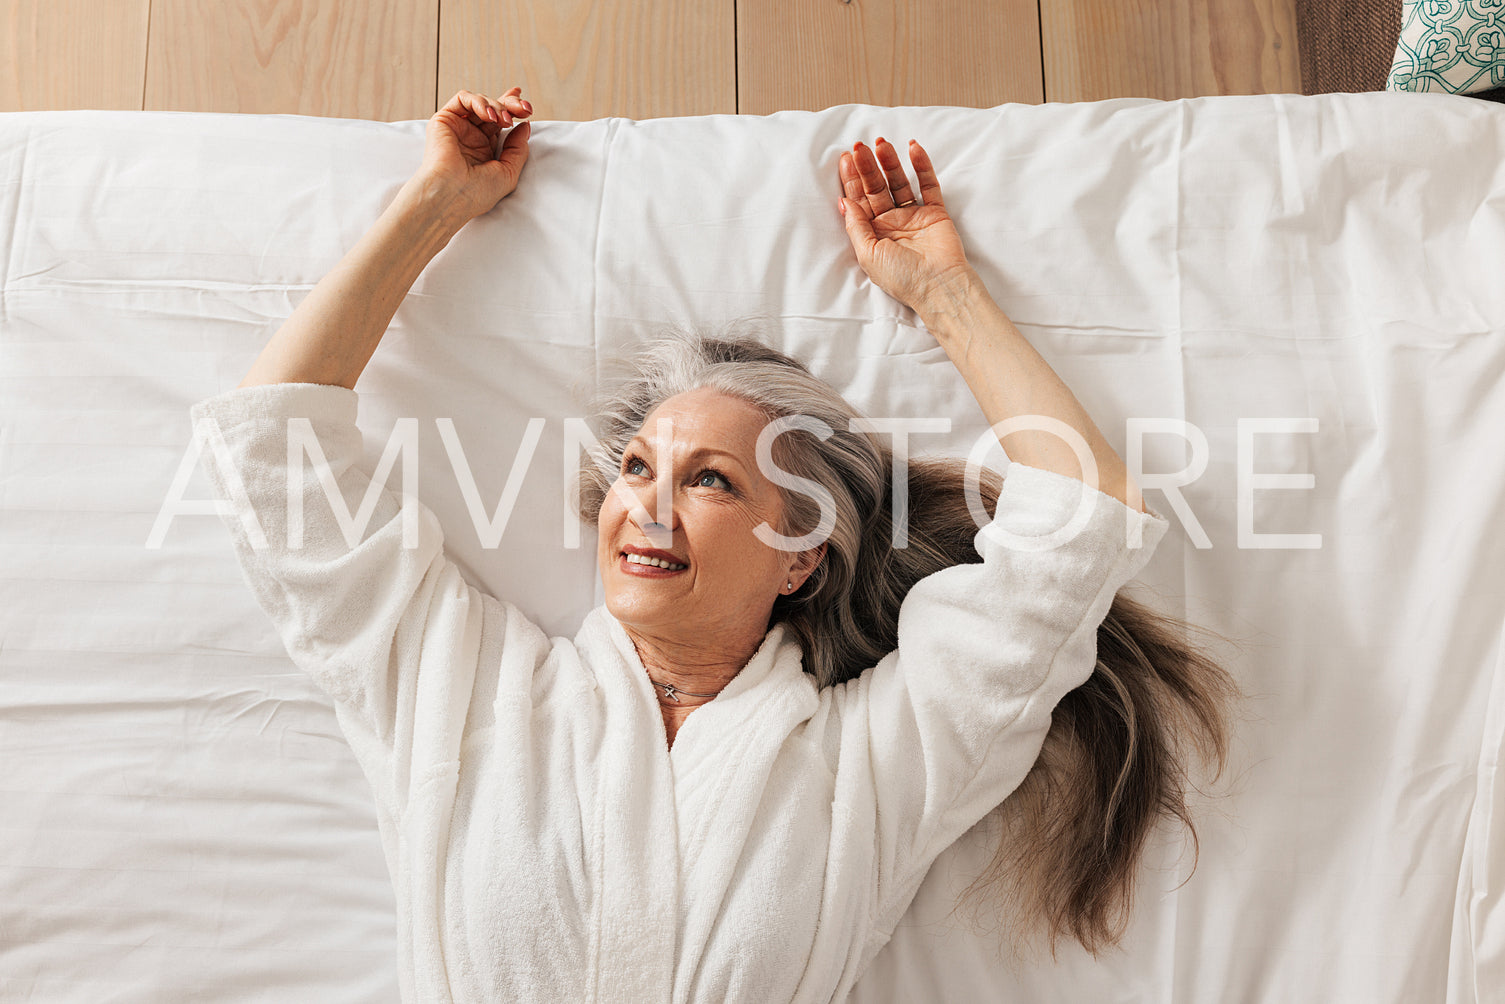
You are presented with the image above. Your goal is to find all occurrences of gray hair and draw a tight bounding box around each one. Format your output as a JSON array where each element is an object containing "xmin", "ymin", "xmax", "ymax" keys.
[
  {"xmin": 575, "ymin": 323, "xmax": 1244, "ymax": 966},
  {"xmin": 575, "ymin": 320, "xmax": 993, "ymax": 688}
]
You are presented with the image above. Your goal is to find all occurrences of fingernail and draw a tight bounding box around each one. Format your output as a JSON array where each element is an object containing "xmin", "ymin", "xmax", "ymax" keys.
[{"xmin": 877, "ymin": 136, "xmax": 886, "ymax": 145}]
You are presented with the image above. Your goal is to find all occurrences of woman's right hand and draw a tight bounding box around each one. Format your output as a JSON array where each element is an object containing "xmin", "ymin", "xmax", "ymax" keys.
[
  {"xmin": 837, "ymin": 138, "xmax": 976, "ymax": 316},
  {"xmin": 415, "ymin": 88, "xmax": 534, "ymax": 223}
]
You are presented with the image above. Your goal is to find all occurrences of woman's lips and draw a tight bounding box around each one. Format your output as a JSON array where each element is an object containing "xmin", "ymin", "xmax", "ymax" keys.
[{"xmin": 617, "ymin": 554, "xmax": 689, "ymax": 578}]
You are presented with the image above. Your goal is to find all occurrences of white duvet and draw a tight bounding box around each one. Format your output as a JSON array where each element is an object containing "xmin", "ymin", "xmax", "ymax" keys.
[{"xmin": 1, "ymin": 92, "xmax": 1502, "ymax": 1002}]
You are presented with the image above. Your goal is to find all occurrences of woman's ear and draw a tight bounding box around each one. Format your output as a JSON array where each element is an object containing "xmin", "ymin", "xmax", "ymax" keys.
[{"xmin": 795, "ymin": 542, "xmax": 827, "ymax": 581}]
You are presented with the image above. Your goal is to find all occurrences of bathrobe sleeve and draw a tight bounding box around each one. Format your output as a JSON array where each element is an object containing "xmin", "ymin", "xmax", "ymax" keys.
[
  {"xmin": 860, "ymin": 462, "xmax": 1171, "ymax": 932},
  {"xmin": 188, "ymin": 382, "xmax": 484, "ymax": 813}
]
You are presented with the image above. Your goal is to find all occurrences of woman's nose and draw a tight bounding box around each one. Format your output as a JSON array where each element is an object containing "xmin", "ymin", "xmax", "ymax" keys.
[{"xmin": 627, "ymin": 486, "xmax": 676, "ymax": 547}]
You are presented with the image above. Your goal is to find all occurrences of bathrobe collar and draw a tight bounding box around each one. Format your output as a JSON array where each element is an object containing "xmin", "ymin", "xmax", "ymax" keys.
[
  {"xmin": 570, "ymin": 605, "xmax": 821, "ymax": 1002},
  {"xmin": 589, "ymin": 606, "xmax": 819, "ymax": 761}
]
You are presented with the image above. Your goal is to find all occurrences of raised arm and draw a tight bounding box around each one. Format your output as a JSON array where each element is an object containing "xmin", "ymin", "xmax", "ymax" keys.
[
  {"xmin": 239, "ymin": 89, "xmax": 533, "ymax": 390},
  {"xmin": 194, "ymin": 90, "xmax": 537, "ymax": 810},
  {"xmin": 837, "ymin": 137, "xmax": 1145, "ymax": 513}
]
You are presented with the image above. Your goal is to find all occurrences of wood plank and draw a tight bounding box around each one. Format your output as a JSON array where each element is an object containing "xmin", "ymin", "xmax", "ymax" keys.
[
  {"xmin": 144, "ymin": 0, "xmax": 438, "ymax": 121},
  {"xmin": 440, "ymin": 0, "xmax": 735, "ymax": 121},
  {"xmin": 0, "ymin": 0, "xmax": 150, "ymax": 112},
  {"xmin": 1041, "ymin": 0, "xmax": 1301, "ymax": 102},
  {"xmin": 739, "ymin": 0, "xmax": 1043, "ymax": 115}
]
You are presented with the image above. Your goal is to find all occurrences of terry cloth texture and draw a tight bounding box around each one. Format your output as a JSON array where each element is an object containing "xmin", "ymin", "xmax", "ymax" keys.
[{"xmin": 187, "ymin": 380, "xmax": 1170, "ymax": 1004}]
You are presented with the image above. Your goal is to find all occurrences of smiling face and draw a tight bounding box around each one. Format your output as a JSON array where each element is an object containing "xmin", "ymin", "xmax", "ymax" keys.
[{"xmin": 597, "ymin": 386, "xmax": 822, "ymax": 648}]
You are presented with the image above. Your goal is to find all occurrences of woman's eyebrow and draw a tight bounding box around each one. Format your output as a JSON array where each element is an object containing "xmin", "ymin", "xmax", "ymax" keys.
[{"xmin": 626, "ymin": 435, "xmax": 751, "ymax": 473}]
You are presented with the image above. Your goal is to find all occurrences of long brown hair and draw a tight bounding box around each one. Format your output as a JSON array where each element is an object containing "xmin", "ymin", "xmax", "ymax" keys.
[
  {"xmin": 896, "ymin": 459, "xmax": 1243, "ymax": 964},
  {"xmin": 576, "ymin": 322, "xmax": 1243, "ymax": 960}
]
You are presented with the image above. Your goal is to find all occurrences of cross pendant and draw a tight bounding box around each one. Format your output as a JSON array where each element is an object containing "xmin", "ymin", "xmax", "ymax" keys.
[{"xmin": 661, "ymin": 683, "xmax": 681, "ymax": 703}]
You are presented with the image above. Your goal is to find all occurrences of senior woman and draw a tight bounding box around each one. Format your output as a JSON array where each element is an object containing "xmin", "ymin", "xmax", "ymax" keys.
[{"xmin": 191, "ymin": 90, "xmax": 1239, "ymax": 1002}]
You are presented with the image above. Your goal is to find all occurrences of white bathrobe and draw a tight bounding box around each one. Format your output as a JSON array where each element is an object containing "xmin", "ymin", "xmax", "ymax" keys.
[{"xmin": 189, "ymin": 382, "xmax": 1169, "ymax": 1004}]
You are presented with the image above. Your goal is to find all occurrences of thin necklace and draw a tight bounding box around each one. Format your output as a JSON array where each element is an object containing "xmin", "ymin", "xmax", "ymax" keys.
[{"xmin": 648, "ymin": 677, "xmax": 720, "ymax": 703}]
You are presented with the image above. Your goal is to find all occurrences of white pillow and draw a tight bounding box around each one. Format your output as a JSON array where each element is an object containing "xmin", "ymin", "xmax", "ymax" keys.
[{"xmin": 1386, "ymin": 0, "xmax": 1505, "ymax": 94}]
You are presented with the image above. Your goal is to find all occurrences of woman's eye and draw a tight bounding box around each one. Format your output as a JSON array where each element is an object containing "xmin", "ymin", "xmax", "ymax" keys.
[{"xmin": 623, "ymin": 455, "xmax": 727, "ymax": 490}]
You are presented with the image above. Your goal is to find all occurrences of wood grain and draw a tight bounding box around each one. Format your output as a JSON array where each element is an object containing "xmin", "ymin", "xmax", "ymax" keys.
[
  {"xmin": 3, "ymin": 0, "xmax": 1309, "ymax": 118},
  {"xmin": 440, "ymin": 0, "xmax": 735, "ymax": 121},
  {"xmin": 739, "ymin": 0, "xmax": 1043, "ymax": 114},
  {"xmin": 1041, "ymin": 0, "xmax": 1301, "ymax": 102},
  {"xmin": 0, "ymin": 0, "xmax": 150, "ymax": 112},
  {"xmin": 144, "ymin": 0, "xmax": 438, "ymax": 120}
]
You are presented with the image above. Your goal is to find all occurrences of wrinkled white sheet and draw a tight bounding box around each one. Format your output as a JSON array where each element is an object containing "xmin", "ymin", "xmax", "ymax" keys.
[{"xmin": 1, "ymin": 92, "xmax": 1501, "ymax": 1002}]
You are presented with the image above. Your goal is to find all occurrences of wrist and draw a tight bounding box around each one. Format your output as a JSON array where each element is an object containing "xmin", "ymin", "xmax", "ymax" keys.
[
  {"xmin": 393, "ymin": 175, "xmax": 473, "ymax": 243},
  {"xmin": 918, "ymin": 270, "xmax": 1007, "ymax": 343}
]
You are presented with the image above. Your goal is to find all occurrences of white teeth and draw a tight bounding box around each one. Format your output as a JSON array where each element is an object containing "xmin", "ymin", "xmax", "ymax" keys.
[{"xmin": 625, "ymin": 553, "xmax": 687, "ymax": 570}]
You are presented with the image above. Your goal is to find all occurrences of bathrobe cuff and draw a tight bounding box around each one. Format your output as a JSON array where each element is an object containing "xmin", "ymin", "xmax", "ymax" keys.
[
  {"xmin": 188, "ymin": 380, "xmax": 357, "ymax": 431},
  {"xmin": 188, "ymin": 381, "xmax": 481, "ymax": 815},
  {"xmin": 864, "ymin": 461, "xmax": 1170, "ymax": 933}
]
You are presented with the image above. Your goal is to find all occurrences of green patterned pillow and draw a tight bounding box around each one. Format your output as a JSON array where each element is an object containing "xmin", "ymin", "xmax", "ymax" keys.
[{"xmin": 1387, "ymin": 0, "xmax": 1505, "ymax": 94}]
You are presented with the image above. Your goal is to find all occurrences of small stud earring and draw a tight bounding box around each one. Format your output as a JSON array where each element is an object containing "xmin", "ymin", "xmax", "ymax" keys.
[{"xmin": 786, "ymin": 580, "xmax": 793, "ymax": 591}]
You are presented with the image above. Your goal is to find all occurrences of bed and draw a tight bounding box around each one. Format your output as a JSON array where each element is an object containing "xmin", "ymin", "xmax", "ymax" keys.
[{"xmin": 1, "ymin": 91, "xmax": 1501, "ymax": 1002}]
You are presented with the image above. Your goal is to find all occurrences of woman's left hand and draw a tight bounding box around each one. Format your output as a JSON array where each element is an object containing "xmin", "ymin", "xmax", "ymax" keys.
[
  {"xmin": 416, "ymin": 88, "xmax": 534, "ymax": 223},
  {"xmin": 837, "ymin": 138, "xmax": 975, "ymax": 316}
]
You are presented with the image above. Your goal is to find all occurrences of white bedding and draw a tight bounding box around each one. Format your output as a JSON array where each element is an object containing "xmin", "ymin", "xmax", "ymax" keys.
[{"xmin": 1, "ymin": 92, "xmax": 1501, "ymax": 1002}]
